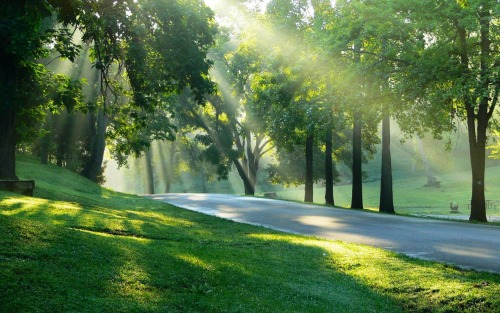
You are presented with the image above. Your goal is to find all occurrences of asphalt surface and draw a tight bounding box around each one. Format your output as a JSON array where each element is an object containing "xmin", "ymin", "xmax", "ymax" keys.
[{"xmin": 145, "ymin": 193, "xmax": 500, "ymax": 274}]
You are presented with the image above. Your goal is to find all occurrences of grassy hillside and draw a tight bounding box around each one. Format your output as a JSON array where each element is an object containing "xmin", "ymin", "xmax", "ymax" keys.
[{"xmin": 1, "ymin": 156, "xmax": 500, "ymax": 312}]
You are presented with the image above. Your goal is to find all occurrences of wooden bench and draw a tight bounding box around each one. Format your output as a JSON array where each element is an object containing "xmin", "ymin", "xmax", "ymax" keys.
[{"xmin": 0, "ymin": 180, "xmax": 35, "ymax": 196}]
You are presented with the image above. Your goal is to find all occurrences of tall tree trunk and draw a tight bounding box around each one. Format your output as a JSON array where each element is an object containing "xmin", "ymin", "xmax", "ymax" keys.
[
  {"xmin": 351, "ymin": 112, "xmax": 363, "ymax": 209},
  {"xmin": 325, "ymin": 126, "xmax": 334, "ymax": 205},
  {"xmin": 247, "ymin": 166, "xmax": 257, "ymax": 195},
  {"xmin": 0, "ymin": 106, "xmax": 17, "ymax": 180},
  {"xmin": 234, "ymin": 131, "xmax": 255, "ymax": 196},
  {"xmin": 467, "ymin": 106, "xmax": 487, "ymax": 222},
  {"xmin": 81, "ymin": 108, "xmax": 108, "ymax": 182},
  {"xmin": 379, "ymin": 111, "xmax": 395, "ymax": 213},
  {"xmin": 468, "ymin": 138, "xmax": 487, "ymax": 222},
  {"xmin": 304, "ymin": 134, "xmax": 314, "ymax": 203},
  {"xmin": 458, "ymin": 15, "xmax": 490, "ymax": 222},
  {"xmin": 467, "ymin": 6, "xmax": 492, "ymax": 222},
  {"xmin": 233, "ymin": 159, "xmax": 253, "ymax": 195},
  {"xmin": 0, "ymin": 47, "xmax": 19, "ymax": 180},
  {"xmin": 144, "ymin": 148, "xmax": 155, "ymax": 194},
  {"xmin": 246, "ymin": 133, "xmax": 258, "ymax": 195}
]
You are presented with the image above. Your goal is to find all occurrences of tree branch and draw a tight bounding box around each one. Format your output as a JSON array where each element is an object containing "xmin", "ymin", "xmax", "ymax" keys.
[{"xmin": 259, "ymin": 145, "xmax": 275, "ymax": 157}]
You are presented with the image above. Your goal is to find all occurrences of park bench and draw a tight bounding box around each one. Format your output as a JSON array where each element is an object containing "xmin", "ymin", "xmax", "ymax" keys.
[
  {"xmin": 0, "ymin": 180, "xmax": 35, "ymax": 196},
  {"xmin": 466, "ymin": 199, "xmax": 497, "ymax": 211}
]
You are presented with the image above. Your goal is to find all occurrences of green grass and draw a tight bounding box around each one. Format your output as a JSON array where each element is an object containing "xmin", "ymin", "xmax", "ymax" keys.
[
  {"xmin": 271, "ymin": 129, "xmax": 500, "ymax": 220},
  {"xmin": 276, "ymin": 165, "xmax": 500, "ymax": 218},
  {"xmin": 1, "ymin": 156, "xmax": 500, "ymax": 312}
]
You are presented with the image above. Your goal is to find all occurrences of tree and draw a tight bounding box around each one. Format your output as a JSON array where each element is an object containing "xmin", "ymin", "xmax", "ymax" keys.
[
  {"xmin": 78, "ymin": 0, "xmax": 217, "ymax": 182},
  {"xmin": 267, "ymin": 141, "xmax": 340, "ymax": 191},
  {"xmin": 325, "ymin": 119, "xmax": 335, "ymax": 205},
  {"xmin": 319, "ymin": 0, "xmax": 498, "ymax": 220},
  {"xmin": 0, "ymin": 0, "xmax": 217, "ymax": 182},
  {"xmin": 379, "ymin": 107, "xmax": 395, "ymax": 213},
  {"xmin": 387, "ymin": 0, "xmax": 499, "ymax": 222},
  {"xmin": 176, "ymin": 86, "xmax": 272, "ymax": 195},
  {"xmin": 0, "ymin": 1, "xmax": 84, "ymax": 179},
  {"xmin": 312, "ymin": 0, "xmax": 386, "ymax": 209}
]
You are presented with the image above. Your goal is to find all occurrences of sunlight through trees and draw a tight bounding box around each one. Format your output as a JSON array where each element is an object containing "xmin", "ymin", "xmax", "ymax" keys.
[{"xmin": 1, "ymin": 0, "xmax": 498, "ymax": 222}]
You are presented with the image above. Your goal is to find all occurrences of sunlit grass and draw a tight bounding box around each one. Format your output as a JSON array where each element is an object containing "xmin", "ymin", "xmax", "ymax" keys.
[{"xmin": 1, "ymin": 156, "xmax": 500, "ymax": 312}]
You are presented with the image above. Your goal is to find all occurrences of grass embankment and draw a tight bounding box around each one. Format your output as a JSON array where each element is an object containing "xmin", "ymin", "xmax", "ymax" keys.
[
  {"xmin": 1, "ymin": 156, "xmax": 500, "ymax": 312},
  {"xmin": 277, "ymin": 166, "xmax": 500, "ymax": 218}
]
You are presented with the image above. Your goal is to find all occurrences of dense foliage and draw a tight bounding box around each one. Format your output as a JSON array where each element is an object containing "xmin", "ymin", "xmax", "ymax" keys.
[{"xmin": 0, "ymin": 0, "xmax": 216, "ymax": 182}]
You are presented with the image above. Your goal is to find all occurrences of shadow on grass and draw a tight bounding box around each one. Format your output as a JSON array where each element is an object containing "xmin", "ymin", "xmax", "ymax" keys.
[
  {"xmin": 2, "ymin": 193, "xmax": 500, "ymax": 312},
  {"xmin": 0, "ymin": 215, "xmax": 132, "ymax": 312},
  {"xmin": 0, "ymin": 194, "xmax": 401, "ymax": 312},
  {"xmin": 247, "ymin": 234, "xmax": 500, "ymax": 313}
]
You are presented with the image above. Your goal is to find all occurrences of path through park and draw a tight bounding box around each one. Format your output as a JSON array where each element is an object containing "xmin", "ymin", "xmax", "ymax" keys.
[{"xmin": 146, "ymin": 193, "xmax": 500, "ymax": 274}]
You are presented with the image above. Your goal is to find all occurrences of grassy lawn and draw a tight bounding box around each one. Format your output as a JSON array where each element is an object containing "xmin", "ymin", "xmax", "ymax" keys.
[
  {"xmin": 1, "ymin": 156, "xmax": 500, "ymax": 312},
  {"xmin": 276, "ymin": 166, "xmax": 500, "ymax": 218}
]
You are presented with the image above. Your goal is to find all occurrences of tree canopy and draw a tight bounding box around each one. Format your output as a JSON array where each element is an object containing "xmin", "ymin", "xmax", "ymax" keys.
[{"xmin": 0, "ymin": 0, "xmax": 217, "ymax": 181}]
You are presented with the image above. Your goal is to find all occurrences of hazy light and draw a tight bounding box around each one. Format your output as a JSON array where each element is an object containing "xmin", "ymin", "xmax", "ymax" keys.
[{"xmin": 204, "ymin": 0, "xmax": 221, "ymax": 9}]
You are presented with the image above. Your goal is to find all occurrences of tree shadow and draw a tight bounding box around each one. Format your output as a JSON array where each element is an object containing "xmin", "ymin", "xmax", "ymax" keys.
[{"xmin": 2, "ymin": 191, "xmax": 499, "ymax": 312}]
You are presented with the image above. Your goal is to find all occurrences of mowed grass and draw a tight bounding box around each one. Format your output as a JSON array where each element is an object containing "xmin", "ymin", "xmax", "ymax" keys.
[
  {"xmin": 1, "ymin": 157, "xmax": 500, "ymax": 312},
  {"xmin": 277, "ymin": 165, "xmax": 500, "ymax": 217}
]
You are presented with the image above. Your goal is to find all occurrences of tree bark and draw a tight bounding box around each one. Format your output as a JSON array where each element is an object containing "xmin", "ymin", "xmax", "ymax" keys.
[
  {"xmin": 325, "ymin": 127, "xmax": 334, "ymax": 205},
  {"xmin": 304, "ymin": 134, "xmax": 314, "ymax": 203},
  {"xmin": 231, "ymin": 131, "xmax": 261, "ymax": 196},
  {"xmin": 457, "ymin": 12, "xmax": 491, "ymax": 222},
  {"xmin": 81, "ymin": 108, "xmax": 108, "ymax": 182},
  {"xmin": 0, "ymin": 48, "xmax": 18, "ymax": 180},
  {"xmin": 233, "ymin": 158, "xmax": 254, "ymax": 195},
  {"xmin": 246, "ymin": 133, "xmax": 258, "ymax": 195},
  {"xmin": 468, "ymin": 134, "xmax": 487, "ymax": 222},
  {"xmin": 351, "ymin": 112, "xmax": 363, "ymax": 209},
  {"xmin": 144, "ymin": 148, "xmax": 155, "ymax": 194},
  {"xmin": 379, "ymin": 111, "xmax": 395, "ymax": 213},
  {"xmin": 192, "ymin": 109, "xmax": 263, "ymax": 196},
  {"xmin": 0, "ymin": 106, "xmax": 17, "ymax": 180},
  {"xmin": 466, "ymin": 103, "xmax": 487, "ymax": 222}
]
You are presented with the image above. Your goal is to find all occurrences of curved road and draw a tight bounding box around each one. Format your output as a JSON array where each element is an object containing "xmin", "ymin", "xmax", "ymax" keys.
[{"xmin": 145, "ymin": 193, "xmax": 500, "ymax": 274}]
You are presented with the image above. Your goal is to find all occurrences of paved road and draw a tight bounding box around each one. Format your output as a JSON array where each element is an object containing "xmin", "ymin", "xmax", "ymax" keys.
[{"xmin": 145, "ymin": 193, "xmax": 500, "ymax": 274}]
